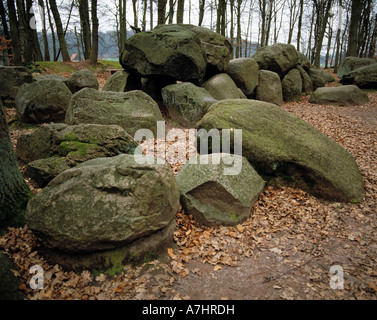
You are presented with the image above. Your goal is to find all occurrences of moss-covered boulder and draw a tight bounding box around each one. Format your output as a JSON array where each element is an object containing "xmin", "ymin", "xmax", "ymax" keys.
[
  {"xmin": 70, "ymin": 69, "xmax": 99, "ymax": 92},
  {"xmin": 256, "ymin": 70, "xmax": 283, "ymax": 106},
  {"xmin": 308, "ymin": 68, "xmax": 326, "ymax": 90},
  {"xmin": 0, "ymin": 66, "xmax": 34, "ymax": 107},
  {"xmin": 65, "ymin": 88, "xmax": 163, "ymax": 136},
  {"xmin": 203, "ymin": 73, "xmax": 247, "ymax": 100},
  {"xmin": 17, "ymin": 123, "xmax": 139, "ymax": 187},
  {"xmin": 282, "ymin": 68, "xmax": 302, "ymax": 102},
  {"xmin": 251, "ymin": 43, "xmax": 299, "ymax": 78},
  {"xmin": 15, "ymin": 80, "xmax": 72, "ymax": 124},
  {"xmin": 196, "ymin": 99, "xmax": 365, "ymax": 203},
  {"xmin": 297, "ymin": 66, "xmax": 313, "ymax": 93},
  {"xmin": 34, "ymin": 74, "xmax": 75, "ymax": 93},
  {"xmin": 120, "ymin": 25, "xmax": 208, "ymax": 83},
  {"xmin": 26, "ymin": 154, "xmax": 180, "ymax": 254},
  {"xmin": 226, "ymin": 58, "xmax": 259, "ymax": 97},
  {"xmin": 309, "ymin": 85, "xmax": 369, "ymax": 107},
  {"xmin": 102, "ymin": 70, "xmax": 142, "ymax": 92},
  {"xmin": 341, "ymin": 63, "xmax": 377, "ymax": 89},
  {"xmin": 176, "ymin": 154, "xmax": 265, "ymax": 226},
  {"xmin": 161, "ymin": 82, "xmax": 217, "ymax": 127},
  {"xmin": 337, "ymin": 56, "xmax": 376, "ymax": 79}
]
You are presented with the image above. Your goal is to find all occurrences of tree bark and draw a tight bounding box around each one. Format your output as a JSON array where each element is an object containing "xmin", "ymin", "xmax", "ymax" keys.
[
  {"xmin": 177, "ymin": 0, "xmax": 184, "ymax": 23},
  {"xmin": 198, "ymin": 0, "xmax": 205, "ymax": 26},
  {"xmin": 368, "ymin": 14, "xmax": 377, "ymax": 59},
  {"xmin": 0, "ymin": 101, "xmax": 31, "ymax": 232},
  {"xmin": 346, "ymin": 0, "xmax": 362, "ymax": 57},
  {"xmin": 150, "ymin": 0, "xmax": 153, "ymax": 29},
  {"xmin": 26, "ymin": 0, "xmax": 43, "ymax": 61},
  {"xmin": 296, "ymin": 0, "xmax": 304, "ymax": 52},
  {"xmin": 79, "ymin": 0, "xmax": 91, "ymax": 60},
  {"xmin": 38, "ymin": 0, "xmax": 50, "ymax": 61},
  {"xmin": 157, "ymin": 0, "xmax": 168, "ymax": 25},
  {"xmin": 5, "ymin": 0, "xmax": 21, "ymax": 65},
  {"xmin": 45, "ymin": 0, "xmax": 57, "ymax": 61},
  {"xmin": 90, "ymin": 0, "xmax": 98, "ymax": 64},
  {"xmin": 49, "ymin": 0, "xmax": 70, "ymax": 61}
]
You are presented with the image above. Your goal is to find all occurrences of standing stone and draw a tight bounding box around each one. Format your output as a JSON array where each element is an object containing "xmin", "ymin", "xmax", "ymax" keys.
[
  {"xmin": 256, "ymin": 70, "xmax": 283, "ymax": 106},
  {"xmin": 161, "ymin": 82, "xmax": 217, "ymax": 127},
  {"xmin": 282, "ymin": 68, "xmax": 302, "ymax": 102},
  {"xmin": 176, "ymin": 154, "xmax": 265, "ymax": 226},
  {"xmin": 203, "ymin": 73, "xmax": 247, "ymax": 100},
  {"xmin": 226, "ymin": 58, "xmax": 259, "ymax": 97}
]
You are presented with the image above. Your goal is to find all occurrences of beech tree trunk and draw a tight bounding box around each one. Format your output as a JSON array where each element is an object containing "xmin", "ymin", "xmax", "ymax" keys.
[
  {"xmin": 0, "ymin": 101, "xmax": 31, "ymax": 232},
  {"xmin": 49, "ymin": 0, "xmax": 70, "ymax": 61},
  {"xmin": 90, "ymin": 0, "xmax": 98, "ymax": 64}
]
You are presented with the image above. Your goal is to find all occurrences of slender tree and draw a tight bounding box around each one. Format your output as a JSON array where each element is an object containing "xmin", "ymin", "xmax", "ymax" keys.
[
  {"xmin": 38, "ymin": 0, "xmax": 50, "ymax": 61},
  {"xmin": 177, "ymin": 0, "xmax": 184, "ymax": 23},
  {"xmin": 157, "ymin": 0, "xmax": 168, "ymax": 24},
  {"xmin": 296, "ymin": 0, "xmax": 304, "ymax": 52},
  {"xmin": 369, "ymin": 14, "xmax": 377, "ymax": 58},
  {"xmin": 198, "ymin": 0, "xmax": 205, "ymax": 26},
  {"xmin": 90, "ymin": 0, "xmax": 98, "ymax": 64},
  {"xmin": 49, "ymin": 0, "xmax": 70, "ymax": 61},
  {"xmin": 346, "ymin": 0, "xmax": 362, "ymax": 57},
  {"xmin": 79, "ymin": 0, "xmax": 91, "ymax": 60}
]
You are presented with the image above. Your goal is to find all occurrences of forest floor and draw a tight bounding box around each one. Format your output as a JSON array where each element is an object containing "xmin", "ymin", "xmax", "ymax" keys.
[{"xmin": 1, "ymin": 62, "xmax": 377, "ymax": 300}]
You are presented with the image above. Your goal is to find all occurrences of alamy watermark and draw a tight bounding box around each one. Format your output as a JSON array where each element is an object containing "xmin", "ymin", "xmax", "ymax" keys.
[
  {"xmin": 133, "ymin": 121, "xmax": 243, "ymax": 175},
  {"xmin": 329, "ymin": 265, "xmax": 344, "ymax": 290}
]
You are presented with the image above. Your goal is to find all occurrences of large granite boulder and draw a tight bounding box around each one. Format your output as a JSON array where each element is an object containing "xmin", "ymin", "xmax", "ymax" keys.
[
  {"xmin": 34, "ymin": 74, "xmax": 75, "ymax": 93},
  {"xmin": 26, "ymin": 154, "xmax": 180, "ymax": 253},
  {"xmin": 161, "ymin": 82, "xmax": 217, "ymax": 127},
  {"xmin": 176, "ymin": 153, "xmax": 265, "ymax": 226},
  {"xmin": 120, "ymin": 25, "xmax": 208, "ymax": 83},
  {"xmin": 70, "ymin": 69, "xmax": 99, "ymax": 92},
  {"xmin": 65, "ymin": 88, "xmax": 163, "ymax": 136},
  {"xmin": 282, "ymin": 68, "xmax": 302, "ymax": 102},
  {"xmin": 203, "ymin": 73, "xmax": 247, "ymax": 100},
  {"xmin": 341, "ymin": 63, "xmax": 377, "ymax": 89},
  {"xmin": 309, "ymin": 85, "xmax": 369, "ymax": 107},
  {"xmin": 17, "ymin": 123, "xmax": 138, "ymax": 187},
  {"xmin": 0, "ymin": 66, "xmax": 34, "ymax": 107},
  {"xmin": 251, "ymin": 43, "xmax": 299, "ymax": 78},
  {"xmin": 308, "ymin": 68, "xmax": 326, "ymax": 90},
  {"xmin": 297, "ymin": 66, "xmax": 313, "ymax": 93},
  {"xmin": 337, "ymin": 56, "xmax": 376, "ymax": 79},
  {"xmin": 15, "ymin": 80, "xmax": 73, "ymax": 124},
  {"xmin": 196, "ymin": 99, "xmax": 365, "ymax": 203},
  {"xmin": 256, "ymin": 70, "xmax": 283, "ymax": 106},
  {"xmin": 226, "ymin": 58, "xmax": 259, "ymax": 97},
  {"xmin": 102, "ymin": 70, "xmax": 142, "ymax": 92}
]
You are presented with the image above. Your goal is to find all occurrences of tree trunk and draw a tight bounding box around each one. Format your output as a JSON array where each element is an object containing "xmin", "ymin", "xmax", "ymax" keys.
[
  {"xmin": 168, "ymin": 0, "xmax": 174, "ymax": 24},
  {"xmin": 6, "ymin": 0, "xmax": 21, "ymax": 65},
  {"xmin": 26, "ymin": 0, "xmax": 43, "ymax": 61},
  {"xmin": 45, "ymin": 0, "xmax": 57, "ymax": 61},
  {"xmin": 15, "ymin": 0, "xmax": 29, "ymax": 63},
  {"xmin": 0, "ymin": 101, "xmax": 31, "ymax": 232},
  {"xmin": 325, "ymin": 21, "xmax": 333, "ymax": 69},
  {"xmin": 38, "ymin": 0, "xmax": 50, "ymax": 61},
  {"xmin": 198, "ymin": 0, "xmax": 205, "ymax": 26},
  {"xmin": 368, "ymin": 14, "xmax": 377, "ymax": 59},
  {"xmin": 0, "ymin": 0, "xmax": 13, "ymax": 63},
  {"xmin": 236, "ymin": 0, "xmax": 242, "ymax": 58},
  {"xmin": 49, "ymin": 0, "xmax": 70, "ymax": 61},
  {"xmin": 132, "ymin": 0, "xmax": 138, "ymax": 28},
  {"xmin": 346, "ymin": 0, "xmax": 362, "ymax": 57},
  {"xmin": 296, "ymin": 0, "xmax": 304, "ymax": 52},
  {"xmin": 333, "ymin": 2, "xmax": 342, "ymax": 73},
  {"xmin": 142, "ymin": 0, "xmax": 148, "ymax": 31},
  {"xmin": 177, "ymin": 0, "xmax": 184, "ymax": 24},
  {"xmin": 157, "ymin": 0, "xmax": 167, "ymax": 24},
  {"xmin": 230, "ymin": 0, "xmax": 234, "ymax": 50},
  {"xmin": 90, "ymin": 0, "xmax": 98, "ymax": 64},
  {"xmin": 150, "ymin": 0, "xmax": 153, "ymax": 29},
  {"xmin": 217, "ymin": 0, "xmax": 226, "ymax": 36},
  {"xmin": 79, "ymin": 0, "xmax": 91, "ymax": 60}
]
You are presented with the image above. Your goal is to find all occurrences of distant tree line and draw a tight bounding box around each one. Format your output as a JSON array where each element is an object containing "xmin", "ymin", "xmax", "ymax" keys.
[{"xmin": 0, "ymin": 0, "xmax": 376, "ymax": 68}]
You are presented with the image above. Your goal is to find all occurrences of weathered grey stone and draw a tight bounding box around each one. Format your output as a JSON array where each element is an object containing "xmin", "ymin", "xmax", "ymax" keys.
[
  {"xmin": 226, "ymin": 58, "xmax": 259, "ymax": 97},
  {"xmin": 341, "ymin": 63, "xmax": 377, "ymax": 89},
  {"xmin": 70, "ymin": 69, "xmax": 99, "ymax": 92},
  {"xmin": 26, "ymin": 154, "xmax": 180, "ymax": 253},
  {"xmin": 251, "ymin": 43, "xmax": 299, "ymax": 77},
  {"xmin": 256, "ymin": 70, "xmax": 283, "ymax": 106},
  {"xmin": 120, "ymin": 25, "xmax": 208, "ymax": 83},
  {"xmin": 65, "ymin": 88, "xmax": 163, "ymax": 136},
  {"xmin": 0, "ymin": 66, "xmax": 34, "ymax": 107},
  {"xmin": 196, "ymin": 99, "xmax": 365, "ymax": 203},
  {"xmin": 308, "ymin": 68, "xmax": 326, "ymax": 90},
  {"xmin": 337, "ymin": 56, "xmax": 376, "ymax": 79},
  {"xmin": 15, "ymin": 80, "xmax": 73, "ymax": 124},
  {"xmin": 203, "ymin": 73, "xmax": 247, "ymax": 100},
  {"xmin": 176, "ymin": 153, "xmax": 265, "ymax": 226},
  {"xmin": 34, "ymin": 74, "xmax": 75, "ymax": 93},
  {"xmin": 161, "ymin": 82, "xmax": 217, "ymax": 127},
  {"xmin": 297, "ymin": 52, "xmax": 311, "ymax": 72},
  {"xmin": 102, "ymin": 70, "xmax": 142, "ymax": 92},
  {"xmin": 309, "ymin": 85, "xmax": 369, "ymax": 107},
  {"xmin": 282, "ymin": 68, "xmax": 302, "ymax": 102}
]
